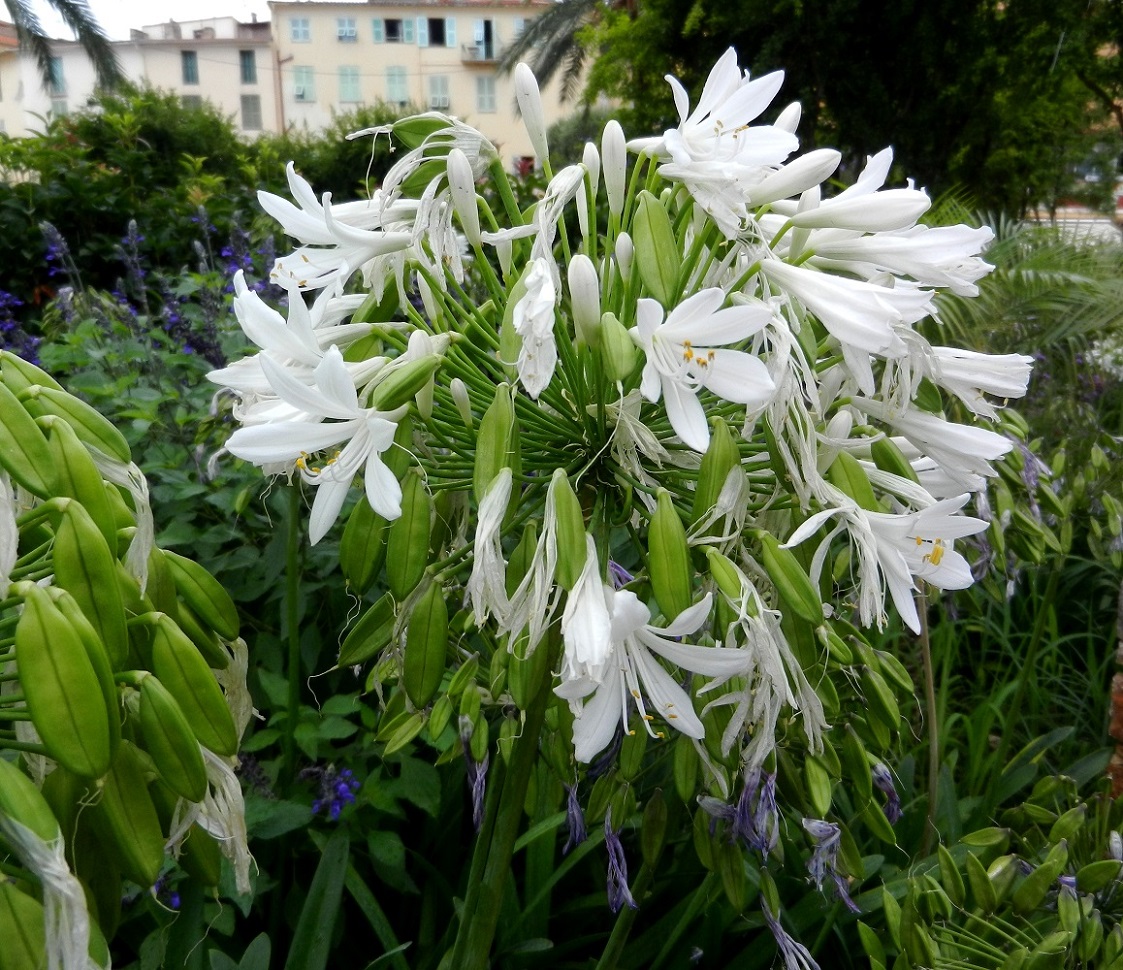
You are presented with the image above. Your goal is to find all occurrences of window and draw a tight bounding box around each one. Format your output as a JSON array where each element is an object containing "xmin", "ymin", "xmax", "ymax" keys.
[
  {"xmin": 428, "ymin": 75, "xmax": 449, "ymax": 110},
  {"xmin": 181, "ymin": 50, "xmax": 199, "ymax": 85},
  {"xmin": 339, "ymin": 66, "xmax": 360, "ymax": 103},
  {"xmin": 418, "ymin": 17, "xmax": 455, "ymax": 48},
  {"xmin": 181, "ymin": 94, "xmax": 203, "ymax": 110},
  {"xmin": 290, "ymin": 17, "xmax": 310, "ymax": 42},
  {"xmin": 472, "ymin": 19, "xmax": 495, "ymax": 60},
  {"xmin": 48, "ymin": 56, "xmax": 64, "ymax": 96},
  {"xmin": 476, "ymin": 75, "xmax": 496, "ymax": 113},
  {"xmin": 241, "ymin": 94, "xmax": 263, "ymax": 130},
  {"xmin": 337, "ymin": 17, "xmax": 357, "ymax": 41},
  {"xmin": 293, "ymin": 66, "xmax": 314, "ymax": 102},
  {"xmin": 512, "ymin": 17, "xmax": 526, "ymax": 38},
  {"xmin": 378, "ymin": 18, "xmax": 413, "ymax": 43},
  {"xmin": 386, "ymin": 66, "xmax": 407, "ymax": 106},
  {"xmin": 239, "ymin": 50, "xmax": 257, "ymax": 84}
]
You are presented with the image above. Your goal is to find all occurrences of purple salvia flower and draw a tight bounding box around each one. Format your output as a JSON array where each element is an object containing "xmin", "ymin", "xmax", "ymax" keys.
[
  {"xmin": 762, "ymin": 899, "xmax": 820, "ymax": 970},
  {"xmin": 604, "ymin": 807, "xmax": 637, "ymax": 913},
  {"xmin": 871, "ymin": 763, "xmax": 902, "ymax": 824},
  {"xmin": 563, "ymin": 783, "xmax": 587, "ymax": 854},
  {"xmin": 802, "ymin": 818, "xmax": 859, "ymax": 913}
]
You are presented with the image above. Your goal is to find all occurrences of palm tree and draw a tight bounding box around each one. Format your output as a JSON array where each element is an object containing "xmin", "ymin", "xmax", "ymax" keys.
[
  {"xmin": 4, "ymin": 0, "xmax": 121, "ymax": 91},
  {"xmin": 498, "ymin": 0, "xmax": 633, "ymax": 101}
]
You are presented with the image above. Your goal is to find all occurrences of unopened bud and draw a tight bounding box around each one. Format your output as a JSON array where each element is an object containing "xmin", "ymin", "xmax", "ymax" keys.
[
  {"xmin": 450, "ymin": 377, "xmax": 473, "ymax": 429},
  {"xmin": 550, "ymin": 469, "xmax": 587, "ymax": 590},
  {"xmin": 514, "ymin": 63, "xmax": 549, "ymax": 162},
  {"xmin": 602, "ymin": 120, "xmax": 627, "ymax": 219},
  {"xmin": 568, "ymin": 254, "xmax": 602, "ymax": 348},
  {"xmin": 615, "ymin": 232, "xmax": 633, "ymax": 282},
  {"xmin": 826, "ymin": 450, "xmax": 879, "ymax": 512},
  {"xmin": 774, "ymin": 101, "xmax": 802, "ymax": 134},
  {"xmin": 446, "ymin": 147, "xmax": 481, "ymax": 246},
  {"xmin": 600, "ymin": 312, "xmax": 637, "ymax": 382},
  {"xmin": 648, "ymin": 489, "xmax": 693, "ymax": 621}
]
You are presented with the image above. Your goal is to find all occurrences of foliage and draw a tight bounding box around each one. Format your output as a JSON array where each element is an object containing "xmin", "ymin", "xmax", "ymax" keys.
[
  {"xmin": 2, "ymin": 0, "xmax": 121, "ymax": 91},
  {"xmin": 582, "ymin": 0, "xmax": 1120, "ymax": 214}
]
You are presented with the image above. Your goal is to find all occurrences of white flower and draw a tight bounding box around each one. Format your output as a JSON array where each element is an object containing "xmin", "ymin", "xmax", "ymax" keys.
[
  {"xmin": 928, "ymin": 346, "xmax": 1033, "ymax": 418},
  {"xmin": 633, "ymin": 289, "xmax": 774, "ymax": 451},
  {"xmin": 446, "ymin": 147, "xmax": 481, "ymax": 246},
  {"xmin": 557, "ymin": 584, "xmax": 746, "ymax": 762},
  {"xmin": 514, "ymin": 62, "xmax": 549, "ymax": 161},
  {"xmin": 602, "ymin": 119, "xmax": 627, "ymax": 219},
  {"xmin": 568, "ymin": 254, "xmax": 602, "ymax": 347},
  {"xmin": 225, "ymin": 346, "xmax": 407, "ymax": 543},
  {"xmin": 512, "ymin": 257, "xmax": 558, "ymax": 398}
]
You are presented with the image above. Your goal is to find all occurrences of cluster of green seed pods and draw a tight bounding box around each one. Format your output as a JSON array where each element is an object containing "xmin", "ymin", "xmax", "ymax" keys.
[{"xmin": 0, "ymin": 352, "xmax": 245, "ymax": 964}]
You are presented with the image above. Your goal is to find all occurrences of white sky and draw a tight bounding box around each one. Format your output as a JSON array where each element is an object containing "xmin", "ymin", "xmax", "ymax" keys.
[{"xmin": 33, "ymin": 0, "xmax": 274, "ymax": 41}]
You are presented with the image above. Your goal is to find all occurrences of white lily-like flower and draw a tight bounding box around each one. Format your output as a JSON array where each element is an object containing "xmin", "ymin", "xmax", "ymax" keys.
[
  {"xmin": 514, "ymin": 62, "xmax": 549, "ymax": 162},
  {"xmin": 557, "ymin": 582, "xmax": 747, "ymax": 762},
  {"xmin": 633, "ymin": 289, "xmax": 775, "ymax": 451},
  {"xmin": 512, "ymin": 257, "xmax": 558, "ymax": 398},
  {"xmin": 928, "ymin": 346, "xmax": 1033, "ymax": 418},
  {"xmin": 786, "ymin": 490, "xmax": 987, "ymax": 632},
  {"xmin": 225, "ymin": 346, "xmax": 407, "ymax": 543}
]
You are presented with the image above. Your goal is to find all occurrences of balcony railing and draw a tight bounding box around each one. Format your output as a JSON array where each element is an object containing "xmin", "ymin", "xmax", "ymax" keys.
[{"xmin": 460, "ymin": 43, "xmax": 498, "ymax": 63}]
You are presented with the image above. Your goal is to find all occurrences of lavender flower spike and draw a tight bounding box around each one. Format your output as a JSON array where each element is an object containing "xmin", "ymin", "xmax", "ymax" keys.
[{"xmin": 604, "ymin": 807, "xmax": 638, "ymax": 913}]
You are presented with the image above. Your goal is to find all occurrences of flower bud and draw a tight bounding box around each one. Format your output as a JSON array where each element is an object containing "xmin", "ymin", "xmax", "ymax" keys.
[
  {"xmin": 602, "ymin": 120, "xmax": 627, "ymax": 219},
  {"xmin": 760, "ymin": 532, "xmax": 823, "ymax": 624},
  {"xmin": 582, "ymin": 140, "xmax": 601, "ymax": 200},
  {"xmin": 870, "ymin": 436, "xmax": 920, "ymax": 484},
  {"xmin": 403, "ymin": 579, "xmax": 449, "ymax": 709},
  {"xmin": 370, "ymin": 356, "xmax": 442, "ymax": 411},
  {"xmin": 514, "ymin": 63, "xmax": 549, "ymax": 162},
  {"xmin": 633, "ymin": 191, "xmax": 681, "ymax": 306},
  {"xmin": 550, "ymin": 469, "xmax": 587, "ymax": 590},
  {"xmin": 473, "ymin": 383, "xmax": 518, "ymax": 503},
  {"xmin": 385, "ymin": 469, "xmax": 432, "ymax": 599},
  {"xmin": 692, "ymin": 418, "xmax": 740, "ymax": 524},
  {"xmin": 449, "ymin": 377, "xmax": 473, "ymax": 430},
  {"xmin": 774, "ymin": 101, "xmax": 802, "ymax": 134},
  {"xmin": 568, "ymin": 254, "xmax": 602, "ymax": 348},
  {"xmin": 446, "ymin": 147, "xmax": 481, "ymax": 246},
  {"xmin": 599, "ymin": 312, "xmax": 637, "ymax": 382},
  {"xmin": 747, "ymin": 149, "xmax": 841, "ymax": 207},
  {"xmin": 648, "ymin": 489, "xmax": 693, "ymax": 621},
  {"xmin": 826, "ymin": 450, "xmax": 879, "ymax": 512}
]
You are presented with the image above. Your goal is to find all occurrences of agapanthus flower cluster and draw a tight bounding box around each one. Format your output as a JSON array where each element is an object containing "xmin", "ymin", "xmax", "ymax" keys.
[{"xmin": 212, "ymin": 48, "xmax": 1032, "ymax": 934}]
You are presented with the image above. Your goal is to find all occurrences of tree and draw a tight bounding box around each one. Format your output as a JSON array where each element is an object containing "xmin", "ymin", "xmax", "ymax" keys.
[
  {"xmin": 582, "ymin": 0, "xmax": 1117, "ymax": 214},
  {"xmin": 4, "ymin": 0, "xmax": 120, "ymax": 91}
]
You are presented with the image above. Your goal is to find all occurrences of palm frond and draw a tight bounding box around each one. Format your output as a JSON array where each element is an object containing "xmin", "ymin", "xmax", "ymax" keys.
[
  {"xmin": 46, "ymin": 0, "xmax": 121, "ymax": 89},
  {"xmin": 497, "ymin": 0, "xmax": 601, "ymax": 97}
]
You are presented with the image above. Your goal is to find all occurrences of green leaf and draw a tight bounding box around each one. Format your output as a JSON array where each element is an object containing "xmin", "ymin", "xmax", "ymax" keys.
[
  {"xmin": 344, "ymin": 867, "xmax": 411, "ymax": 970},
  {"xmin": 284, "ymin": 829, "xmax": 351, "ymax": 970}
]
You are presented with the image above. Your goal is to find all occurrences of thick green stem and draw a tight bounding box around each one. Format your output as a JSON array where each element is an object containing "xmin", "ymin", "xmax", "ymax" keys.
[
  {"xmin": 281, "ymin": 483, "xmax": 303, "ymax": 787},
  {"xmin": 449, "ymin": 649, "xmax": 552, "ymax": 970},
  {"xmin": 917, "ymin": 587, "xmax": 939, "ymax": 857}
]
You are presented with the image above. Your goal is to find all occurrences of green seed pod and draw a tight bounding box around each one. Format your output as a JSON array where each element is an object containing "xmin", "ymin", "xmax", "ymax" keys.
[
  {"xmin": 648, "ymin": 489, "xmax": 693, "ymax": 621},
  {"xmin": 0, "ymin": 756, "xmax": 61, "ymax": 842},
  {"xmin": 551, "ymin": 470, "xmax": 586, "ymax": 591},
  {"xmin": 1013, "ymin": 840, "xmax": 1069, "ymax": 915},
  {"xmin": 497, "ymin": 715, "xmax": 520, "ymax": 764},
  {"xmin": 804, "ymin": 755, "xmax": 833, "ymax": 818},
  {"xmin": 632, "ymin": 190, "xmax": 681, "ymax": 306},
  {"xmin": 337, "ymin": 592, "xmax": 396, "ymax": 667},
  {"xmin": 383, "ymin": 711, "xmax": 427, "ymax": 757},
  {"xmin": 91, "ymin": 739, "xmax": 165, "ymax": 888},
  {"xmin": 705, "ymin": 548, "xmax": 743, "ymax": 603},
  {"xmin": 163, "ymin": 549, "xmax": 239, "ymax": 642},
  {"xmin": 51, "ymin": 499, "xmax": 129, "ymax": 669},
  {"xmin": 870, "ymin": 436, "xmax": 920, "ymax": 485},
  {"xmin": 0, "ymin": 881, "xmax": 47, "ymax": 970},
  {"xmin": 20, "ymin": 384, "xmax": 131, "ymax": 464},
  {"xmin": 459, "ymin": 682, "xmax": 482, "ymax": 725},
  {"xmin": 966, "ymin": 850, "xmax": 998, "ymax": 914},
  {"xmin": 937, "ymin": 844, "xmax": 966, "ymax": 908},
  {"xmin": 340, "ymin": 496, "xmax": 389, "ymax": 595},
  {"xmin": 138, "ymin": 673, "xmax": 209, "ymax": 802},
  {"xmin": 673, "ymin": 733, "xmax": 698, "ymax": 804},
  {"xmin": 1048, "ymin": 804, "xmax": 1086, "ymax": 844},
  {"xmin": 0, "ymin": 349, "xmax": 63, "ymax": 392},
  {"xmin": 403, "ymin": 580, "xmax": 449, "ymax": 709},
  {"xmin": 469, "ymin": 716, "xmax": 489, "ymax": 762},
  {"xmin": 173, "ymin": 599, "xmax": 231, "ymax": 671},
  {"xmin": 960, "ymin": 826, "xmax": 1011, "ymax": 855},
  {"xmin": 145, "ymin": 547, "xmax": 179, "ymax": 617},
  {"xmin": 506, "ymin": 523, "xmax": 538, "ymax": 599},
  {"xmin": 16, "ymin": 585, "xmax": 112, "ymax": 779},
  {"xmin": 862, "ymin": 668, "xmax": 901, "ymax": 735},
  {"xmin": 827, "ymin": 451, "xmax": 880, "ymax": 512},
  {"xmin": 428, "ymin": 694, "xmax": 454, "ymax": 741},
  {"xmin": 446, "ymin": 654, "xmax": 480, "ymax": 699},
  {"xmin": 370, "ymin": 357, "xmax": 442, "ymax": 411},
  {"xmin": 691, "ymin": 805, "xmax": 715, "ymax": 870},
  {"xmin": 988, "ymin": 853, "xmax": 1021, "ymax": 906},
  {"xmin": 473, "ymin": 383, "xmax": 517, "ymax": 504},
  {"xmin": 759, "ymin": 532, "xmax": 823, "ymax": 624},
  {"xmin": 640, "ymin": 789, "xmax": 667, "ymax": 869},
  {"xmin": 692, "ymin": 419, "xmax": 740, "ymax": 524},
  {"xmin": 150, "ymin": 612, "xmax": 238, "ymax": 757},
  {"xmin": 46, "ymin": 586, "xmax": 121, "ymax": 760},
  {"xmin": 507, "ymin": 635, "xmax": 548, "ymax": 710},
  {"xmin": 600, "ymin": 312, "xmax": 638, "ymax": 383},
  {"xmin": 841, "ymin": 728, "xmax": 873, "ymax": 803},
  {"xmin": 385, "ymin": 470, "xmax": 432, "ymax": 600},
  {"xmin": 0, "ymin": 379, "xmax": 53, "ymax": 497},
  {"xmin": 41, "ymin": 415, "xmax": 118, "ymax": 549},
  {"xmin": 619, "ymin": 723, "xmax": 648, "ymax": 782},
  {"xmin": 1077, "ymin": 860, "xmax": 1122, "ymax": 894}
]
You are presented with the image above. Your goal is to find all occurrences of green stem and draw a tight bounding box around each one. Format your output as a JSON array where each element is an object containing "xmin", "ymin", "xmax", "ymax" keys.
[
  {"xmin": 448, "ymin": 643, "xmax": 554, "ymax": 970},
  {"xmin": 281, "ymin": 483, "xmax": 303, "ymax": 787},
  {"xmin": 917, "ymin": 587, "xmax": 939, "ymax": 857}
]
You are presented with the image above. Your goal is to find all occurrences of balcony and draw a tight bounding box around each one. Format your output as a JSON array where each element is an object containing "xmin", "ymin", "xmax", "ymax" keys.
[{"xmin": 460, "ymin": 42, "xmax": 498, "ymax": 64}]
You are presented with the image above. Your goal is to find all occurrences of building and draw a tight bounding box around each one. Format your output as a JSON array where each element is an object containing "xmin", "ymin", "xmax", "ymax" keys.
[
  {"xmin": 269, "ymin": 0, "xmax": 565, "ymax": 165},
  {"xmin": 0, "ymin": 16, "xmax": 275, "ymax": 138},
  {"xmin": 0, "ymin": 1, "xmax": 575, "ymax": 168}
]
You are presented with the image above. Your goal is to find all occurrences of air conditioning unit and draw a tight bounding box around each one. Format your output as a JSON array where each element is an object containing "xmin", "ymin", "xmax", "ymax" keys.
[
  {"xmin": 430, "ymin": 95, "xmax": 450, "ymax": 108},
  {"xmin": 294, "ymin": 86, "xmax": 309, "ymax": 101}
]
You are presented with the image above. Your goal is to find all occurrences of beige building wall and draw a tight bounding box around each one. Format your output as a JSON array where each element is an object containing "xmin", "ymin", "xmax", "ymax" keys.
[{"xmin": 269, "ymin": 0, "xmax": 572, "ymax": 167}]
